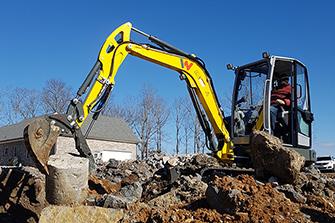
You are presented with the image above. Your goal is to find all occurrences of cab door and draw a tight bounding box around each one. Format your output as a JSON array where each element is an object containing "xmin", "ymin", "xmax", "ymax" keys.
[{"xmin": 293, "ymin": 62, "xmax": 313, "ymax": 148}]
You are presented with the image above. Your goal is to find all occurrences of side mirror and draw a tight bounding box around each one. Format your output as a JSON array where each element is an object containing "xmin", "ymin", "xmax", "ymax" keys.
[
  {"xmin": 226, "ymin": 64, "xmax": 235, "ymax": 70},
  {"xmin": 302, "ymin": 111, "xmax": 314, "ymax": 124},
  {"xmin": 262, "ymin": 52, "xmax": 270, "ymax": 58}
]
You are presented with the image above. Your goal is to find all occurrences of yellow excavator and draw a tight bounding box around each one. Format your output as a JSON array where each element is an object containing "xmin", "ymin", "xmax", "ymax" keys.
[{"xmin": 23, "ymin": 22, "xmax": 316, "ymax": 174}]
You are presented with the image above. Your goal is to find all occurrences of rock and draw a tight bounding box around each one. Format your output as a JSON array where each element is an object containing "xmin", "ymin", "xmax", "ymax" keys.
[
  {"xmin": 122, "ymin": 202, "xmax": 152, "ymax": 223},
  {"xmin": 293, "ymin": 171, "xmax": 309, "ymax": 191},
  {"xmin": 206, "ymin": 185, "xmax": 242, "ymax": 214},
  {"xmin": 148, "ymin": 190, "xmax": 181, "ymax": 208},
  {"xmin": 177, "ymin": 175, "xmax": 208, "ymax": 203},
  {"xmin": 268, "ymin": 176, "xmax": 279, "ymax": 186},
  {"xmin": 302, "ymin": 165, "xmax": 321, "ymax": 176},
  {"xmin": 167, "ymin": 157, "xmax": 179, "ymax": 167},
  {"xmin": 98, "ymin": 159, "xmax": 156, "ymax": 185},
  {"xmin": 106, "ymin": 159, "xmax": 119, "ymax": 169},
  {"xmin": 327, "ymin": 179, "xmax": 335, "ymax": 191},
  {"xmin": 118, "ymin": 182, "xmax": 143, "ymax": 202},
  {"xmin": 191, "ymin": 154, "xmax": 220, "ymax": 167},
  {"xmin": 0, "ymin": 167, "xmax": 47, "ymax": 223},
  {"xmin": 124, "ymin": 170, "xmax": 132, "ymax": 176},
  {"xmin": 102, "ymin": 182, "xmax": 143, "ymax": 209},
  {"xmin": 302, "ymin": 180, "xmax": 326, "ymax": 196},
  {"xmin": 46, "ymin": 154, "xmax": 89, "ymax": 205},
  {"xmin": 153, "ymin": 153, "xmax": 161, "ymax": 160},
  {"xmin": 205, "ymin": 175, "xmax": 309, "ymax": 222},
  {"xmin": 39, "ymin": 205, "xmax": 124, "ymax": 223},
  {"xmin": 167, "ymin": 166, "xmax": 180, "ymax": 183},
  {"xmin": 103, "ymin": 194, "xmax": 129, "ymax": 208},
  {"xmin": 268, "ymin": 176, "xmax": 279, "ymax": 183},
  {"xmin": 89, "ymin": 175, "xmax": 121, "ymax": 194},
  {"xmin": 162, "ymin": 156, "xmax": 170, "ymax": 164},
  {"xmin": 250, "ymin": 130, "xmax": 305, "ymax": 184},
  {"xmin": 277, "ymin": 184, "xmax": 307, "ymax": 204},
  {"xmin": 324, "ymin": 188, "xmax": 334, "ymax": 198}
]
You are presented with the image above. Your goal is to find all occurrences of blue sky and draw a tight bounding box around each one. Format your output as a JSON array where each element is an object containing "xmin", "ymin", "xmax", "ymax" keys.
[{"xmin": 0, "ymin": 0, "xmax": 334, "ymax": 156}]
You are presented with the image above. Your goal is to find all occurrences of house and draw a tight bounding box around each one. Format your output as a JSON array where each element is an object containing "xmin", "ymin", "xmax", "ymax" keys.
[{"xmin": 0, "ymin": 115, "xmax": 139, "ymax": 166}]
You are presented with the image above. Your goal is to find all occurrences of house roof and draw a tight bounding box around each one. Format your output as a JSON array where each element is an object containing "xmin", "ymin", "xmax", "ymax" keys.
[{"xmin": 0, "ymin": 115, "xmax": 139, "ymax": 144}]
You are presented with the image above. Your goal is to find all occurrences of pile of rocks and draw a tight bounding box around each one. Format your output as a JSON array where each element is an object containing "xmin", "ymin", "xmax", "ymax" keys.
[
  {"xmin": 86, "ymin": 153, "xmax": 335, "ymax": 223},
  {"xmin": 89, "ymin": 153, "xmax": 220, "ymax": 209},
  {"xmin": 1, "ymin": 141, "xmax": 335, "ymax": 222}
]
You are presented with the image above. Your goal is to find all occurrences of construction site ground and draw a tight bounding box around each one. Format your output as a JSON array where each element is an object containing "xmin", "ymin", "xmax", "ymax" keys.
[{"xmin": 1, "ymin": 151, "xmax": 335, "ymax": 223}]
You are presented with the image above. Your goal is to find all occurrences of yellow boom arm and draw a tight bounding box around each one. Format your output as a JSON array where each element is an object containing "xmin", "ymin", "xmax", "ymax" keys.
[{"xmin": 70, "ymin": 22, "xmax": 234, "ymax": 161}]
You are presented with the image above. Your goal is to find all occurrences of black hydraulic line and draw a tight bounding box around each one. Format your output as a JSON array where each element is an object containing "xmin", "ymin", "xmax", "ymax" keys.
[
  {"xmin": 249, "ymin": 73, "xmax": 253, "ymax": 105},
  {"xmin": 85, "ymin": 84, "xmax": 113, "ymax": 137},
  {"xmin": 187, "ymin": 85, "xmax": 216, "ymax": 151},
  {"xmin": 91, "ymin": 84, "xmax": 113, "ymax": 115},
  {"xmin": 148, "ymin": 36, "xmax": 190, "ymax": 58},
  {"xmin": 131, "ymin": 27, "xmax": 190, "ymax": 58},
  {"xmin": 196, "ymin": 57, "xmax": 206, "ymax": 68},
  {"xmin": 77, "ymin": 61, "xmax": 102, "ymax": 96},
  {"xmin": 85, "ymin": 42, "xmax": 132, "ymax": 112},
  {"xmin": 84, "ymin": 118, "xmax": 96, "ymax": 138}
]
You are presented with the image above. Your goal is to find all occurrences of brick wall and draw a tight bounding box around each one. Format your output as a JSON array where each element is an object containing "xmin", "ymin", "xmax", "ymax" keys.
[{"xmin": 55, "ymin": 136, "xmax": 137, "ymax": 160}]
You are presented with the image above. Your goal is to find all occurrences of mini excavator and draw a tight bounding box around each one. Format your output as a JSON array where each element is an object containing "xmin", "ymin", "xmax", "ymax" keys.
[{"xmin": 23, "ymin": 22, "xmax": 316, "ymax": 174}]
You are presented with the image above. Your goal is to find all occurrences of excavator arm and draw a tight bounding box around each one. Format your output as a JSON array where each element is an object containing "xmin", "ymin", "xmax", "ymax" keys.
[{"xmin": 24, "ymin": 22, "xmax": 234, "ymax": 174}]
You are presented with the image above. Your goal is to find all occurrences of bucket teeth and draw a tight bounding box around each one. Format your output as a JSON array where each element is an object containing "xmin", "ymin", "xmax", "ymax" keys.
[{"xmin": 24, "ymin": 117, "xmax": 60, "ymax": 174}]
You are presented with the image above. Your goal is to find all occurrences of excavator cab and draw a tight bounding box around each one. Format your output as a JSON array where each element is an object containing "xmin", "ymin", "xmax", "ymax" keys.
[{"xmin": 230, "ymin": 54, "xmax": 316, "ymax": 164}]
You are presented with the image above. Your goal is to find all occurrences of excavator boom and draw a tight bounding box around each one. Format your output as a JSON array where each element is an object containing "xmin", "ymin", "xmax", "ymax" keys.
[{"xmin": 24, "ymin": 22, "xmax": 234, "ymax": 174}]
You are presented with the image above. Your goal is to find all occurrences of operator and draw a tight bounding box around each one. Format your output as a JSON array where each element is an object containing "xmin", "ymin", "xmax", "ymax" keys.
[{"xmin": 270, "ymin": 76, "xmax": 291, "ymax": 132}]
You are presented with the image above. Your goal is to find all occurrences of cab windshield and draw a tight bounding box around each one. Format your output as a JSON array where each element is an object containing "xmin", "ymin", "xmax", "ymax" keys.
[{"xmin": 233, "ymin": 61, "xmax": 269, "ymax": 136}]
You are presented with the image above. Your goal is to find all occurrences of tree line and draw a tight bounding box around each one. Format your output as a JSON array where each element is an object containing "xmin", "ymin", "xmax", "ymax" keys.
[{"xmin": 0, "ymin": 79, "xmax": 208, "ymax": 158}]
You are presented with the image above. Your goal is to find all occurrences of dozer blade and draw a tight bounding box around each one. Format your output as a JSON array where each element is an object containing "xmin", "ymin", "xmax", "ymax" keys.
[{"xmin": 24, "ymin": 117, "xmax": 61, "ymax": 174}]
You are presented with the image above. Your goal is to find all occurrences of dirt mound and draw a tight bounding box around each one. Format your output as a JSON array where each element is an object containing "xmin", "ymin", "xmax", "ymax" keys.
[
  {"xmin": 208, "ymin": 175, "xmax": 308, "ymax": 222},
  {"xmin": 86, "ymin": 154, "xmax": 335, "ymax": 222},
  {"xmin": 2, "ymin": 153, "xmax": 335, "ymax": 222}
]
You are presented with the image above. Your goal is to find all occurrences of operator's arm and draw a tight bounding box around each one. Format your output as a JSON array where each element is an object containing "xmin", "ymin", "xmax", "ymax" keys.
[{"xmin": 271, "ymin": 85, "xmax": 291, "ymax": 107}]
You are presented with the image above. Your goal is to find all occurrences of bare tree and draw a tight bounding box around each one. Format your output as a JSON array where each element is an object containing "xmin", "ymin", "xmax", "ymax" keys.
[
  {"xmin": 41, "ymin": 79, "xmax": 72, "ymax": 114},
  {"xmin": 104, "ymin": 96, "xmax": 137, "ymax": 126},
  {"xmin": 173, "ymin": 98, "xmax": 184, "ymax": 155},
  {"xmin": 136, "ymin": 87, "xmax": 156, "ymax": 159},
  {"xmin": 193, "ymin": 117, "xmax": 202, "ymax": 153},
  {"xmin": 9, "ymin": 88, "xmax": 41, "ymax": 122},
  {"xmin": 178, "ymin": 96, "xmax": 208, "ymax": 155},
  {"xmin": 0, "ymin": 91, "xmax": 6, "ymax": 126},
  {"xmin": 153, "ymin": 97, "xmax": 169, "ymax": 153},
  {"xmin": 194, "ymin": 116, "xmax": 207, "ymax": 153},
  {"xmin": 129, "ymin": 86, "xmax": 170, "ymax": 159},
  {"xmin": 181, "ymin": 99, "xmax": 193, "ymax": 155}
]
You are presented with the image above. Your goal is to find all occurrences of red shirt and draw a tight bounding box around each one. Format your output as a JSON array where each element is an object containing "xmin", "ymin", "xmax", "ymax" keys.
[{"xmin": 271, "ymin": 84, "xmax": 291, "ymax": 107}]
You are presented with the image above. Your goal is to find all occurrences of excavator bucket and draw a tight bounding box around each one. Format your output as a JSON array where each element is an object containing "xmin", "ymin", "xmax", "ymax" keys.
[{"xmin": 24, "ymin": 117, "xmax": 61, "ymax": 174}]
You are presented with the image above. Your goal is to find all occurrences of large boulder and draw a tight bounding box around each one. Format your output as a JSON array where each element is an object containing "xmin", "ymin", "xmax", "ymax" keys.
[
  {"xmin": 39, "ymin": 205, "xmax": 124, "ymax": 223},
  {"xmin": 0, "ymin": 167, "xmax": 47, "ymax": 223},
  {"xmin": 250, "ymin": 130, "xmax": 305, "ymax": 184},
  {"xmin": 46, "ymin": 154, "xmax": 89, "ymax": 205}
]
